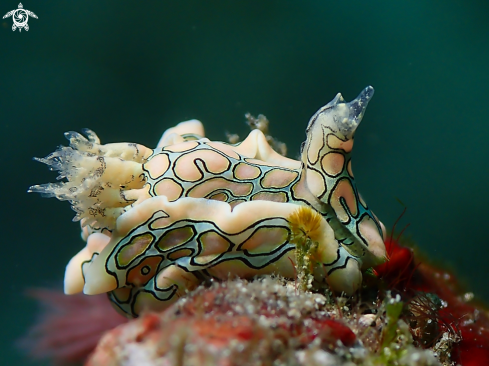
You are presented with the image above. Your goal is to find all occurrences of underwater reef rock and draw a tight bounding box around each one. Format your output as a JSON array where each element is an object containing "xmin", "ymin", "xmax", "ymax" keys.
[
  {"xmin": 84, "ymin": 277, "xmax": 442, "ymax": 366},
  {"xmin": 87, "ymin": 277, "xmax": 357, "ymax": 366}
]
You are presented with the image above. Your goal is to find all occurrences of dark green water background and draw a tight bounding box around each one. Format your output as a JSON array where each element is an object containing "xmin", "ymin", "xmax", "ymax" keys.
[{"xmin": 1, "ymin": 1, "xmax": 489, "ymax": 364}]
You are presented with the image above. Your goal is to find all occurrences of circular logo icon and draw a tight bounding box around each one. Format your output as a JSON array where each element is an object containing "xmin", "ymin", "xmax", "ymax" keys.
[{"xmin": 12, "ymin": 9, "xmax": 28, "ymax": 28}]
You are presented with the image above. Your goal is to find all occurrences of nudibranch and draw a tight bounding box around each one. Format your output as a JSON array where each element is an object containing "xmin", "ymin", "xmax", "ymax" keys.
[{"xmin": 30, "ymin": 86, "xmax": 386, "ymax": 318}]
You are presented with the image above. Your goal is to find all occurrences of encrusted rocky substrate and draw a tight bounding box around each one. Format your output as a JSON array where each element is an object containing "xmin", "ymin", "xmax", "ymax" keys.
[{"xmin": 85, "ymin": 277, "xmax": 450, "ymax": 366}]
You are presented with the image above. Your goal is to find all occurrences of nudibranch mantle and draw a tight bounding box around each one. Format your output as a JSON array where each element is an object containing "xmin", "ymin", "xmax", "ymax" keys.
[{"xmin": 30, "ymin": 86, "xmax": 386, "ymax": 318}]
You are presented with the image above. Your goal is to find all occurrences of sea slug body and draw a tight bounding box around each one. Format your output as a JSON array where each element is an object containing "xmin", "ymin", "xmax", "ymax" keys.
[{"xmin": 30, "ymin": 86, "xmax": 386, "ymax": 317}]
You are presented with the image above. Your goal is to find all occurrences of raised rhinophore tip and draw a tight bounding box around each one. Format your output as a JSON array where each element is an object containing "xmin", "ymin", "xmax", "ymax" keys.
[
  {"xmin": 334, "ymin": 85, "xmax": 374, "ymax": 139},
  {"xmin": 306, "ymin": 86, "xmax": 375, "ymax": 141},
  {"xmin": 347, "ymin": 85, "xmax": 374, "ymax": 127}
]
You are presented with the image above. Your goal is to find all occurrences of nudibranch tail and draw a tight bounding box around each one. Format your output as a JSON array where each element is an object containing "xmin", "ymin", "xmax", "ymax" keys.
[{"xmin": 64, "ymin": 232, "xmax": 110, "ymax": 294}]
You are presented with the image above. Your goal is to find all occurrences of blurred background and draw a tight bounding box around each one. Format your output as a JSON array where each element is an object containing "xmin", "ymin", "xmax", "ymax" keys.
[{"xmin": 1, "ymin": 1, "xmax": 489, "ymax": 364}]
